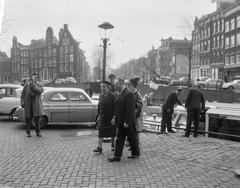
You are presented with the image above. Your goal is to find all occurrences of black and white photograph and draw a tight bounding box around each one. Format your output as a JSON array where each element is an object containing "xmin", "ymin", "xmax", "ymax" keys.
[{"xmin": 1, "ymin": 0, "xmax": 240, "ymax": 187}]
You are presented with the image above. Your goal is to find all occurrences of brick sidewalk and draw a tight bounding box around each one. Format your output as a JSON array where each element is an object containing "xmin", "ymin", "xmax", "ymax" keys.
[{"xmin": 0, "ymin": 122, "xmax": 240, "ymax": 188}]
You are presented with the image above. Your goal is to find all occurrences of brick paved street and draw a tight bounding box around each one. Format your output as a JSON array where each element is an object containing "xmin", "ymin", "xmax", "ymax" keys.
[{"xmin": 0, "ymin": 119, "xmax": 240, "ymax": 188}]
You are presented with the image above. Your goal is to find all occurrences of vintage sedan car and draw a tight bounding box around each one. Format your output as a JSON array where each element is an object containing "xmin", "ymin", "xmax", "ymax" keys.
[
  {"xmin": 222, "ymin": 80, "xmax": 240, "ymax": 91},
  {"xmin": 14, "ymin": 87, "xmax": 98, "ymax": 128},
  {"xmin": 0, "ymin": 84, "xmax": 23, "ymax": 119}
]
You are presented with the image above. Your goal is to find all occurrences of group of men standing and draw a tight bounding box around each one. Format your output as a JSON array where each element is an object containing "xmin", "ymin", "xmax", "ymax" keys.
[
  {"xmin": 92, "ymin": 74, "xmax": 143, "ymax": 162},
  {"xmin": 159, "ymin": 85, "xmax": 205, "ymax": 138}
]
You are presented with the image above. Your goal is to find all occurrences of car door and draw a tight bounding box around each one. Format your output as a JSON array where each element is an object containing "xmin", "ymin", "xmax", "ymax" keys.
[
  {"xmin": 69, "ymin": 91, "xmax": 96, "ymax": 122},
  {"xmin": 46, "ymin": 91, "xmax": 69, "ymax": 122}
]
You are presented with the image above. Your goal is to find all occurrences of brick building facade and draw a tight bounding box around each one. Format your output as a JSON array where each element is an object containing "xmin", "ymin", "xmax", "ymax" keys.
[
  {"xmin": 10, "ymin": 24, "xmax": 89, "ymax": 83},
  {"xmin": 192, "ymin": 0, "xmax": 240, "ymax": 81},
  {"xmin": 0, "ymin": 51, "xmax": 11, "ymax": 83}
]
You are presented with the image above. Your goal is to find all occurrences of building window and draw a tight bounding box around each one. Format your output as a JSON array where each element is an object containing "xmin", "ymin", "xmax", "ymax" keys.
[
  {"xmin": 44, "ymin": 50, "xmax": 47, "ymax": 57},
  {"xmin": 230, "ymin": 18, "xmax": 235, "ymax": 31},
  {"xmin": 225, "ymin": 21, "xmax": 229, "ymax": 32},
  {"xmin": 60, "ymin": 64, "xmax": 64, "ymax": 72},
  {"xmin": 213, "ymin": 38, "xmax": 215, "ymax": 49},
  {"xmin": 225, "ymin": 37, "xmax": 229, "ymax": 48},
  {"xmin": 48, "ymin": 49, "xmax": 52, "ymax": 56},
  {"xmin": 44, "ymin": 58, "xmax": 47, "ymax": 67},
  {"xmin": 70, "ymin": 54, "xmax": 74, "ymax": 62},
  {"xmin": 237, "ymin": 33, "xmax": 240, "ymax": 46},
  {"xmin": 213, "ymin": 22, "xmax": 215, "ymax": 33},
  {"xmin": 39, "ymin": 59, "xmax": 42, "ymax": 68},
  {"xmin": 237, "ymin": 51, "xmax": 240, "ymax": 63},
  {"xmin": 65, "ymin": 46, "xmax": 68, "ymax": 54},
  {"xmin": 222, "ymin": 19, "xmax": 224, "ymax": 31},
  {"xmin": 231, "ymin": 53, "xmax": 235, "ymax": 64},
  {"xmin": 65, "ymin": 64, "xmax": 68, "ymax": 72},
  {"xmin": 70, "ymin": 45, "xmax": 74, "ymax": 53},
  {"xmin": 60, "ymin": 55, "xmax": 64, "ymax": 63},
  {"xmin": 60, "ymin": 47, "xmax": 63, "ymax": 54},
  {"xmin": 49, "ymin": 59, "xmax": 52, "ymax": 67},
  {"xmin": 230, "ymin": 35, "xmax": 235, "ymax": 47},
  {"xmin": 65, "ymin": 55, "xmax": 68, "ymax": 63},
  {"xmin": 225, "ymin": 54, "xmax": 229, "ymax": 65},
  {"xmin": 70, "ymin": 63, "xmax": 73, "ymax": 72},
  {"xmin": 53, "ymin": 57, "xmax": 57, "ymax": 67},
  {"xmin": 237, "ymin": 16, "xmax": 240, "ymax": 28},
  {"xmin": 53, "ymin": 48, "xmax": 56, "ymax": 55}
]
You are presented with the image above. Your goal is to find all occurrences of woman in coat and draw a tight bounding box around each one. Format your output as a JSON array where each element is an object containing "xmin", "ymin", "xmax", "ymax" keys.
[
  {"xmin": 93, "ymin": 81, "xmax": 116, "ymax": 154},
  {"xmin": 21, "ymin": 73, "xmax": 44, "ymax": 137}
]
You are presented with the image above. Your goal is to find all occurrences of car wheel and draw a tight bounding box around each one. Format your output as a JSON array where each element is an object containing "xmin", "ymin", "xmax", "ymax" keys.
[
  {"xmin": 9, "ymin": 108, "xmax": 17, "ymax": 121},
  {"xmin": 228, "ymin": 86, "xmax": 234, "ymax": 91}
]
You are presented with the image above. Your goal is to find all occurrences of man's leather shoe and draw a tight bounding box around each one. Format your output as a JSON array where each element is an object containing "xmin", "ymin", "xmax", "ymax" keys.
[
  {"xmin": 108, "ymin": 157, "xmax": 120, "ymax": 162},
  {"xmin": 168, "ymin": 130, "xmax": 176, "ymax": 133},
  {"xmin": 128, "ymin": 155, "xmax": 139, "ymax": 159},
  {"xmin": 36, "ymin": 134, "xmax": 42, "ymax": 137},
  {"xmin": 27, "ymin": 134, "xmax": 31, "ymax": 137}
]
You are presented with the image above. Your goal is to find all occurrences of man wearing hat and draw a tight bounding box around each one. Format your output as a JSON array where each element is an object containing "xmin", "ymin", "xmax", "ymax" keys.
[
  {"xmin": 158, "ymin": 87, "xmax": 183, "ymax": 134},
  {"xmin": 127, "ymin": 78, "xmax": 143, "ymax": 146},
  {"xmin": 108, "ymin": 74, "xmax": 116, "ymax": 93},
  {"xmin": 21, "ymin": 73, "xmax": 44, "ymax": 137}
]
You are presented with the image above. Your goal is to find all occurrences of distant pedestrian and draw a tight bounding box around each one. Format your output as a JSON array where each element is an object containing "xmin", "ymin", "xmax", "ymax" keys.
[
  {"xmin": 20, "ymin": 73, "xmax": 44, "ymax": 137},
  {"xmin": 108, "ymin": 80, "xmax": 140, "ymax": 162},
  {"xmin": 158, "ymin": 87, "xmax": 183, "ymax": 134},
  {"xmin": 183, "ymin": 85, "xmax": 205, "ymax": 137},
  {"xmin": 93, "ymin": 81, "xmax": 116, "ymax": 154},
  {"xmin": 85, "ymin": 82, "xmax": 93, "ymax": 97},
  {"xmin": 108, "ymin": 74, "xmax": 116, "ymax": 93}
]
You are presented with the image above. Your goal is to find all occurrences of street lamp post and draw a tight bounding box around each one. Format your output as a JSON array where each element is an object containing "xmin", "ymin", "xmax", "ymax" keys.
[{"xmin": 98, "ymin": 22, "xmax": 114, "ymax": 82}]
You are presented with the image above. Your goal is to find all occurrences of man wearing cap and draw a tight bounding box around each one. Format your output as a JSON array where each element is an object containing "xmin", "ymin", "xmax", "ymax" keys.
[
  {"xmin": 21, "ymin": 73, "xmax": 44, "ymax": 137},
  {"xmin": 127, "ymin": 78, "xmax": 143, "ymax": 146},
  {"xmin": 158, "ymin": 87, "xmax": 183, "ymax": 134}
]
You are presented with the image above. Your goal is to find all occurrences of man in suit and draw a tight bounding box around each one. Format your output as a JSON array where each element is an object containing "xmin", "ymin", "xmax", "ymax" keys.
[
  {"xmin": 158, "ymin": 87, "xmax": 183, "ymax": 134},
  {"xmin": 183, "ymin": 85, "xmax": 205, "ymax": 137},
  {"xmin": 108, "ymin": 80, "xmax": 140, "ymax": 162}
]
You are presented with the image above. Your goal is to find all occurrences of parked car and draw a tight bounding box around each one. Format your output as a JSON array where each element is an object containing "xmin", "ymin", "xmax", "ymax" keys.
[
  {"xmin": 14, "ymin": 87, "xmax": 98, "ymax": 128},
  {"xmin": 154, "ymin": 76, "xmax": 171, "ymax": 85},
  {"xmin": 0, "ymin": 84, "xmax": 23, "ymax": 119},
  {"xmin": 205, "ymin": 78, "xmax": 224, "ymax": 89},
  {"xmin": 193, "ymin": 77, "xmax": 209, "ymax": 87},
  {"xmin": 222, "ymin": 80, "xmax": 240, "ymax": 91},
  {"xmin": 169, "ymin": 78, "xmax": 179, "ymax": 86}
]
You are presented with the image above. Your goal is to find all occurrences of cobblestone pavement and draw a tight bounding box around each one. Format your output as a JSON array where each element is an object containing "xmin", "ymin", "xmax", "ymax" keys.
[{"xmin": 0, "ymin": 120, "xmax": 240, "ymax": 188}]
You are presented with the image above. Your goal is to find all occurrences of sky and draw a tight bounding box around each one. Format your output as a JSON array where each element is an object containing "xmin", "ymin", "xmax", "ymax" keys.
[{"xmin": 0, "ymin": 0, "xmax": 216, "ymax": 69}]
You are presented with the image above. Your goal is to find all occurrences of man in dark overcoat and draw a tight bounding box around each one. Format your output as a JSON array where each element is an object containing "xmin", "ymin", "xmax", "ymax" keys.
[
  {"xmin": 158, "ymin": 87, "xmax": 183, "ymax": 134},
  {"xmin": 184, "ymin": 85, "xmax": 205, "ymax": 137},
  {"xmin": 21, "ymin": 73, "xmax": 44, "ymax": 137},
  {"xmin": 108, "ymin": 80, "xmax": 140, "ymax": 162}
]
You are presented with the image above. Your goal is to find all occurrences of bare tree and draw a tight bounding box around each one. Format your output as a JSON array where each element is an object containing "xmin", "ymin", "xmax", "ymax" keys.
[
  {"xmin": 177, "ymin": 15, "xmax": 194, "ymax": 40},
  {"xmin": 177, "ymin": 15, "xmax": 195, "ymax": 87},
  {"xmin": 91, "ymin": 44, "xmax": 113, "ymax": 81}
]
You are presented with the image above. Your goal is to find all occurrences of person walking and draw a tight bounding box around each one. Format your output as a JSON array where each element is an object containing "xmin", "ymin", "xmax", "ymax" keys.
[
  {"xmin": 158, "ymin": 87, "xmax": 183, "ymax": 134},
  {"xmin": 183, "ymin": 85, "xmax": 205, "ymax": 137},
  {"xmin": 93, "ymin": 81, "xmax": 116, "ymax": 154},
  {"xmin": 108, "ymin": 80, "xmax": 140, "ymax": 162},
  {"xmin": 20, "ymin": 73, "xmax": 44, "ymax": 137}
]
